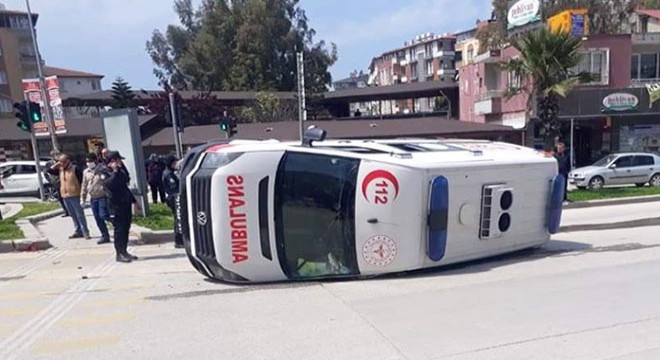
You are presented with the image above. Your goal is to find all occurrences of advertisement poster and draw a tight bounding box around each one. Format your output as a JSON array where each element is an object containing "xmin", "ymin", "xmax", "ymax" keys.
[{"xmin": 22, "ymin": 76, "xmax": 67, "ymax": 136}]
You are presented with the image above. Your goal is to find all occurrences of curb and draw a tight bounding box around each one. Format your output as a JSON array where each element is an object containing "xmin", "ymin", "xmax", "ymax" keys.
[
  {"xmin": 0, "ymin": 209, "xmax": 64, "ymax": 254},
  {"xmin": 129, "ymin": 224, "xmax": 174, "ymax": 246},
  {"xmin": 564, "ymin": 195, "xmax": 660, "ymax": 209},
  {"xmin": 559, "ymin": 217, "xmax": 660, "ymax": 233}
]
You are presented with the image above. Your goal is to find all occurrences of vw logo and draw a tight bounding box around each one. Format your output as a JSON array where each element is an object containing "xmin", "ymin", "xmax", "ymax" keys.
[{"xmin": 196, "ymin": 211, "xmax": 208, "ymax": 226}]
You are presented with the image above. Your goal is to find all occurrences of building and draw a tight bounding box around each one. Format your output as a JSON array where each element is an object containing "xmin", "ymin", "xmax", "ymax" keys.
[
  {"xmin": 0, "ymin": 4, "xmax": 39, "ymax": 117},
  {"xmin": 44, "ymin": 66, "xmax": 104, "ymax": 119},
  {"xmin": 332, "ymin": 71, "xmax": 368, "ymax": 91},
  {"xmin": 366, "ymin": 33, "xmax": 457, "ymax": 115}
]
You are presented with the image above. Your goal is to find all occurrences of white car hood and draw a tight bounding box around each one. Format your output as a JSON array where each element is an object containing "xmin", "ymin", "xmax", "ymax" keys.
[{"xmin": 571, "ymin": 166, "xmax": 602, "ymax": 175}]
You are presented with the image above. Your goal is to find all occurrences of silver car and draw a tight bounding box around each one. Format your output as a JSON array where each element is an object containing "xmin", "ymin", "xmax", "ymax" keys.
[{"xmin": 568, "ymin": 153, "xmax": 660, "ymax": 190}]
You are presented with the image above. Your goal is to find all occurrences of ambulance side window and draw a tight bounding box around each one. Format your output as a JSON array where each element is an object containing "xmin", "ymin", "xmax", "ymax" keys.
[{"xmin": 274, "ymin": 151, "xmax": 360, "ymax": 279}]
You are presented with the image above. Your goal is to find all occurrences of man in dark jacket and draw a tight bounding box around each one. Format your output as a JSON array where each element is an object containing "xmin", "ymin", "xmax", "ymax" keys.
[
  {"xmin": 103, "ymin": 151, "xmax": 138, "ymax": 263},
  {"xmin": 163, "ymin": 155, "xmax": 183, "ymax": 248},
  {"xmin": 554, "ymin": 140, "xmax": 571, "ymax": 201},
  {"xmin": 146, "ymin": 154, "xmax": 165, "ymax": 204}
]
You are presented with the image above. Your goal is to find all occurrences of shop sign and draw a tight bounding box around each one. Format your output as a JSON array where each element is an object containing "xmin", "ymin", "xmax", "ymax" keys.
[
  {"xmin": 601, "ymin": 93, "xmax": 639, "ymax": 112},
  {"xmin": 508, "ymin": 0, "xmax": 541, "ymax": 29}
]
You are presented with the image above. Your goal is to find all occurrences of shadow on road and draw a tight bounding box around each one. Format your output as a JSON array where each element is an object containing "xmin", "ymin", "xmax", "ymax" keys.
[{"xmin": 139, "ymin": 253, "xmax": 187, "ymax": 261}]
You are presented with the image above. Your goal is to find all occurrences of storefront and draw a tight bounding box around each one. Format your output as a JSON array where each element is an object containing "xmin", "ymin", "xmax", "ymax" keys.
[{"xmin": 558, "ymin": 87, "xmax": 660, "ymax": 167}]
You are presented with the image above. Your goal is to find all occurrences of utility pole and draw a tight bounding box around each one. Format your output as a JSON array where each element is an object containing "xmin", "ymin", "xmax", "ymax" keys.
[
  {"xmin": 25, "ymin": 0, "xmax": 59, "ymax": 153},
  {"xmin": 169, "ymin": 92, "xmax": 183, "ymax": 159},
  {"xmin": 296, "ymin": 52, "xmax": 306, "ymax": 141}
]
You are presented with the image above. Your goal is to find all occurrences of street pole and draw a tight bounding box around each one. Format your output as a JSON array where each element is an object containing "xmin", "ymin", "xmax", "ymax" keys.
[
  {"xmin": 296, "ymin": 52, "xmax": 306, "ymax": 141},
  {"xmin": 25, "ymin": 0, "xmax": 59, "ymax": 153},
  {"xmin": 570, "ymin": 118, "xmax": 575, "ymax": 168},
  {"xmin": 24, "ymin": 92, "xmax": 45, "ymax": 201},
  {"xmin": 169, "ymin": 92, "xmax": 183, "ymax": 159}
]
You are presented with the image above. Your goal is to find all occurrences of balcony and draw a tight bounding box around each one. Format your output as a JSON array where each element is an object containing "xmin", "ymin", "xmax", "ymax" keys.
[
  {"xmin": 631, "ymin": 78, "xmax": 660, "ymax": 87},
  {"xmin": 474, "ymin": 97, "xmax": 502, "ymax": 116},
  {"xmin": 433, "ymin": 50, "xmax": 455, "ymax": 58},
  {"xmin": 478, "ymin": 89, "xmax": 505, "ymax": 101},
  {"xmin": 632, "ymin": 32, "xmax": 660, "ymax": 45},
  {"xmin": 437, "ymin": 68, "xmax": 457, "ymax": 76}
]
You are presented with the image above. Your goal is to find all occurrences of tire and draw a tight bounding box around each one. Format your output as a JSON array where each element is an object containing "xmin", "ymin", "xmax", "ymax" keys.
[
  {"xmin": 588, "ymin": 176, "xmax": 604, "ymax": 190},
  {"xmin": 43, "ymin": 186, "xmax": 58, "ymax": 202},
  {"xmin": 635, "ymin": 183, "xmax": 646, "ymax": 188},
  {"xmin": 650, "ymin": 174, "xmax": 660, "ymax": 187}
]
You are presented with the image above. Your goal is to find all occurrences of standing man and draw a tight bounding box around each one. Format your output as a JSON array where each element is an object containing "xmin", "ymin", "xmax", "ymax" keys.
[
  {"xmin": 146, "ymin": 154, "xmax": 165, "ymax": 203},
  {"xmin": 44, "ymin": 151, "xmax": 69, "ymax": 218},
  {"xmin": 80, "ymin": 153, "xmax": 111, "ymax": 244},
  {"xmin": 554, "ymin": 140, "xmax": 571, "ymax": 202},
  {"xmin": 104, "ymin": 151, "xmax": 138, "ymax": 263},
  {"xmin": 47, "ymin": 154, "xmax": 90, "ymax": 239},
  {"xmin": 163, "ymin": 155, "xmax": 183, "ymax": 248},
  {"xmin": 99, "ymin": 148, "xmax": 110, "ymax": 165}
]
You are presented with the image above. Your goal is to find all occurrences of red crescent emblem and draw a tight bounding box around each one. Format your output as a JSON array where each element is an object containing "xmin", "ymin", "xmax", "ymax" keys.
[{"xmin": 361, "ymin": 170, "xmax": 400, "ymax": 203}]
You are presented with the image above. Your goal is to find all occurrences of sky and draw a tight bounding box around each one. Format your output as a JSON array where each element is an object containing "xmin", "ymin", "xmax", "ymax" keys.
[{"xmin": 2, "ymin": 0, "xmax": 491, "ymax": 90}]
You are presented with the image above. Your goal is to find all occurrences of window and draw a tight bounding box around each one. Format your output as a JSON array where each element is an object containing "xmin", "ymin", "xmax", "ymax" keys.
[
  {"xmin": 425, "ymin": 43, "xmax": 433, "ymax": 57},
  {"xmin": 594, "ymin": 155, "xmax": 617, "ymax": 167},
  {"xmin": 0, "ymin": 165, "xmax": 17, "ymax": 178},
  {"xmin": 411, "ymin": 65, "xmax": 418, "ymax": 79},
  {"xmin": 508, "ymin": 71, "xmax": 521, "ymax": 89},
  {"xmin": 274, "ymin": 152, "xmax": 360, "ymax": 279},
  {"xmin": 18, "ymin": 165, "xmax": 36, "ymax": 174},
  {"xmin": 0, "ymin": 71, "xmax": 7, "ymax": 84},
  {"xmin": 634, "ymin": 156, "xmax": 655, "ymax": 166},
  {"xmin": 425, "ymin": 60, "xmax": 434, "ymax": 76},
  {"xmin": 0, "ymin": 98, "xmax": 12, "ymax": 112},
  {"xmin": 631, "ymin": 54, "xmax": 640, "ymax": 80},
  {"xmin": 467, "ymin": 45, "xmax": 474, "ymax": 62},
  {"xmin": 573, "ymin": 49, "xmax": 609, "ymax": 85},
  {"xmin": 640, "ymin": 53, "xmax": 658, "ymax": 79},
  {"xmin": 614, "ymin": 156, "xmax": 634, "ymax": 168}
]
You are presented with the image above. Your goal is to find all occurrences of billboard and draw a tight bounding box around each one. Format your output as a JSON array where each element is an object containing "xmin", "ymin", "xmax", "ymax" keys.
[
  {"xmin": 507, "ymin": 0, "xmax": 541, "ymax": 30},
  {"xmin": 22, "ymin": 76, "xmax": 67, "ymax": 136},
  {"xmin": 548, "ymin": 9, "xmax": 589, "ymax": 37}
]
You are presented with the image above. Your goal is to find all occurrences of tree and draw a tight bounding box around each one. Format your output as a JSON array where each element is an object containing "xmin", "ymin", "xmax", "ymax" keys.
[
  {"xmin": 644, "ymin": 0, "xmax": 660, "ymax": 8},
  {"xmin": 111, "ymin": 77, "xmax": 136, "ymax": 109},
  {"xmin": 239, "ymin": 92, "xmax": 296, "ymax": 123},
  {"xmin": 146, "ymin": 0, "xmax": 337, "ymax": 95},
  {"xmin": 502, "ymin": 28, "xmax": 591, "ymax": 149}
]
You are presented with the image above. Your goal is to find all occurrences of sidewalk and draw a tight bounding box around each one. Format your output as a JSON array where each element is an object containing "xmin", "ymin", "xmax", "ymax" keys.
[{"xmin": 560, "ymin": 200, "xmax": 660, "ymax": 232}]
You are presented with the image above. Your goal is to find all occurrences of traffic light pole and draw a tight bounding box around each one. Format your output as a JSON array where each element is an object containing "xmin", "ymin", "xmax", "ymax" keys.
[
  {"xmin": 25, "ymin": 0, "xmax": 59, "ymax": 153},
  {"xmin": 23, "ymin": 92, "xmax": 45, "ymax": 201}
]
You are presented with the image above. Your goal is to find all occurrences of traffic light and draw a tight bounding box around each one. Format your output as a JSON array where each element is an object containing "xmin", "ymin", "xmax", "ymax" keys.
[
  {"xmin": 220, "ymin": 118, "xmax": 229, "ymax": 132},
  {"xmin": 28, "ymin": 101, "xmax": 42, "ymax": 122},
  {"xmin": 14, "ymin": 101, "xmax": 30, "ymax": 132}
]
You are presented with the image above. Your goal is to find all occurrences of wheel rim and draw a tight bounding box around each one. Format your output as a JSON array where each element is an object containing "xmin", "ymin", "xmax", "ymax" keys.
[
  {"xmin": 590, "ymin": 178, "xmax": 603, "ymax": 189},
  {"xmin": 44, "ymin": 188, "xmax": 57, "ymax": 201},
  {"xmin": 652, "ymin": 175, "xmax": 660, "ymax": 187}
]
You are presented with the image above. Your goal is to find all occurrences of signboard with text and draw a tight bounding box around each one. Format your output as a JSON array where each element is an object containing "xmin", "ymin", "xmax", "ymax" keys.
[
  {"xmin": 507, "ymin": 0, "xmax": 541, "ymax": 30},
  {"xmin": 22, "ymin": 76, "xmax": 67, "ymax": 136}
]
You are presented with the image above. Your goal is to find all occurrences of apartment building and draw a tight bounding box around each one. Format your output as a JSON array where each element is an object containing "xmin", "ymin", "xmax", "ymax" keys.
[{"xmin": 0, "ymin": 4, "xmax": 40, "ymax": 117}]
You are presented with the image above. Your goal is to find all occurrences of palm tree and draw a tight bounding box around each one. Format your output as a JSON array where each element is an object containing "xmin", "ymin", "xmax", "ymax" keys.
[{"xmin": 502, "ymin": 27, "xmax": 592, "ymax": 150}]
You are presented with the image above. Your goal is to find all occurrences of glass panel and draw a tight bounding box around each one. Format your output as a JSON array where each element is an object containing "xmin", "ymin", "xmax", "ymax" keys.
[
  {"xmin": 640, "ymin": 53, "xmax": 658, "ymax": 79},
  {"xmin": 615, "ymin": 156, "xmax": 634, "ymax": 168},
  {"xmin": 631, "ymin": 54, "xmax": 640, "ymax": 80},
  {"xmin": 274, "ymin": 152, "xmax": 360, "ymax": 279}
]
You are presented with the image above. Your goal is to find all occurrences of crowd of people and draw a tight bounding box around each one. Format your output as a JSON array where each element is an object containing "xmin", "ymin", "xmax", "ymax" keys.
[{"xmin": 43, "ymin": 143, "xmax": 183, "ymax": 262}]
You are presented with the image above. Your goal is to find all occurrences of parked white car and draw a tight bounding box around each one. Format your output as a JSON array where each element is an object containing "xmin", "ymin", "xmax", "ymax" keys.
[
  {"xmin": 568, "ymin": 153, "xmax": 660, "ymax": 190},
  {"xmin": 0, "ymin": 161, "xmax": 56, "ymax": 200}
]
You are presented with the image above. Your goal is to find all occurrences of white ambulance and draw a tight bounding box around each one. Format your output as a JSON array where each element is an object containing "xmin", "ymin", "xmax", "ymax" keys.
[{"xmin": 177, "ymin": 127, "xmax": 565, "ymax": 283}]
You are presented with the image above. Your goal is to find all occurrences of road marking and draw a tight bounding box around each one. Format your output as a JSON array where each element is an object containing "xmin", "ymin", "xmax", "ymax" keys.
[
  {"xmin": 57, "ymin": 312, "xmax": 133, "ymax": 328},
  {"xmin": 0, "ymin": 248, "xmax": 67, "ymax": 280},
  {"xmin": 31, "ymin": 335, "xmax": 121, "ymax": 355},
  {"xmin": 0, "ymin": 254, "xmax": 120, "ymax": 360}
]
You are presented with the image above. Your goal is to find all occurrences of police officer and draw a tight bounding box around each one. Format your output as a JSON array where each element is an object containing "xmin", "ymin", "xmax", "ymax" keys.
[
  {"xmin": 163, "ymin": 155, "xmax": 184, "ymax": 248},
  {"xmin": 103, "ymin": 151, "xmax": 138, "ymax": 263}
]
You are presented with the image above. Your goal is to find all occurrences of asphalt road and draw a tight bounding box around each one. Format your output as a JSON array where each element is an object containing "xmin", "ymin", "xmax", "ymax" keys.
[{"xmin": 1, "ymin": 223, "xmax": 659, "ymax": 359}]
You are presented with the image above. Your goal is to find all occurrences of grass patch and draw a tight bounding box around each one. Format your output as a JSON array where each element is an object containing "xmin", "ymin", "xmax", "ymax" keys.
[
  {"xmin": 569, "ymin": 186, "xmax": 660, "ymax": 202},
  {"xmin": 0, "ymin": 202, "xmax": 60, "ymax": 241},
  {"xmin": 132, "ymin": 203, "xmax": 173, "ymax": 231}
]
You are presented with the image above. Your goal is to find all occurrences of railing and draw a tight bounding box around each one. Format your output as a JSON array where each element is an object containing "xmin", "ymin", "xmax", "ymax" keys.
[
  {"xmin": 477, "ymin": 90, "xmax": 505, "ymax": 101},
  {"xmin": 632, "ymin": 32, "xmax": 660, "ymax": 44},
  {"xmin": 631, "ymin": 78, "xmax": 660, "ymax": 87}
]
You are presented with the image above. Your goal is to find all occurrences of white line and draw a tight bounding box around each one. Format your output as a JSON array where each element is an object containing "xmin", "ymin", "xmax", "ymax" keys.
[
  {"xmin": 1, "ymin": 248, "xmax": 67, "ymax": 279},
  {"xmin": 0, "ymin": 254, "xmax": 120, "ymax": 360}
]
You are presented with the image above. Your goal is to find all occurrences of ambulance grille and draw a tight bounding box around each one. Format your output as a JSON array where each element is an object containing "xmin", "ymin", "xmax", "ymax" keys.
[
  {"xmin": 192, "ymin": 170, "xmax": 216, "ymax": 259},
  {"xmin": 479, "ymin": 187, "xmax": 493, "ymax": 238}
]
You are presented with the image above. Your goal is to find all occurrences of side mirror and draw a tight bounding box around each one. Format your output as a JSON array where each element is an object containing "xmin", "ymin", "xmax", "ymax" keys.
[
  {"xmin": 302, "ymin": 126, "xmax": 327, "ymax": 147},
  {"xmin": 609, "ymin": 164, "xmax": 617, "ymax": 169}
]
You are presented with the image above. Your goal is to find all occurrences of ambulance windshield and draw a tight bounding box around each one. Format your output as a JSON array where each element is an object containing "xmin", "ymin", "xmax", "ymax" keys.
[{"xmin": 274, "ymin": 152, "xmax": 360, "ymax": 279}]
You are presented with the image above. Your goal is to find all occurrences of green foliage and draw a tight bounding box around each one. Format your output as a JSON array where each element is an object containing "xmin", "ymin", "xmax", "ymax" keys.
[
  {"xmin": 132, "ymin": 203, "xmax": 173, "ymax": 231},
  {"xmin": 0, "ymin": 203, "xmax": 60, "ymax": 241},
  {"xmin": 644, "ymin": 0, "xmax": 660, "ymax": 8},
  {"xmin": 502, "ymin": 28, "xmax": 588, "ymax": 148},
  {"xmin": 111, "ymin": 77, "xmax": 136, "ymax": 109},
  {"xmin": 569, "ymin": 186, "xmax": 660, "ymax": 202},
  {"xmin": 146, "ymin": 0, "xmax": 337, "ymax": 93},
  {"xmin": 239, "ymin": 92, "xmax": 296, "ymax": 123}
]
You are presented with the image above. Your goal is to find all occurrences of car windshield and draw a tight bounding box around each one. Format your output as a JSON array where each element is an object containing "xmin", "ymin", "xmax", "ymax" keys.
[
  {"xmin": 593, "ymin": 155, "xmax": 617, "ymax": 167},
  {"xmin": 274, "ymin": 152, "xmax": 360, "ymax": 279}
]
